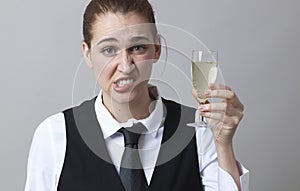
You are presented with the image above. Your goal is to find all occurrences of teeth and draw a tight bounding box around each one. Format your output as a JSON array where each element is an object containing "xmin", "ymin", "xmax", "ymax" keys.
[{"xmin": 116, "ymin": 79, "xmax": 133, "ymax": 87}]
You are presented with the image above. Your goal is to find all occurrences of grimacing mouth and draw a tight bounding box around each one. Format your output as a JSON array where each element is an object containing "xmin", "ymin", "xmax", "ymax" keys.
[{"xmin": 114, "ymin": 78, "xmax": 135, "ymax": 87}]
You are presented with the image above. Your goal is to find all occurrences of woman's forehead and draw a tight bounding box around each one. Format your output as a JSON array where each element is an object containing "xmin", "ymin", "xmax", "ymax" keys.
[{"xmin": 92, "ymin": 12, "xmax": 155, "ymax": 44}]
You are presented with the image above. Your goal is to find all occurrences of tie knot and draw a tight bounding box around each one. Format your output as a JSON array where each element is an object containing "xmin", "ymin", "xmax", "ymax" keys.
[{"xmin": 119, "ymin": 122, "xmax": 146, "ymax": 147}]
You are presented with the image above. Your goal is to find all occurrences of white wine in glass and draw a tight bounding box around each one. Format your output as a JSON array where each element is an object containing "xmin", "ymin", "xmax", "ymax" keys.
[{"xmin": 187, "ymin": 50, "xmax": 218, "ymax": 128}]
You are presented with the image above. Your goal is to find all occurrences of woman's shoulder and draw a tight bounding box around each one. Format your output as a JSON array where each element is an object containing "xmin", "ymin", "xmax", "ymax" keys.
[
  {"xmin": 33, "ymin": 112, "xmax": 66, "ymax": 141},
  {"xmin": 42, "ymin": 112, "xmax": 65, "ymax": 124},
  {"xmin": 34, "ymin": 97, "xmax": 98, "ymax": 138}
]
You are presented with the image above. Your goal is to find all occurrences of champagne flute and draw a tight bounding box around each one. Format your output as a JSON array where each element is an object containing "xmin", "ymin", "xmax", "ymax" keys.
[{"xmin": 187, "ymin": 50, "xmax": 218, "ymax": 128}]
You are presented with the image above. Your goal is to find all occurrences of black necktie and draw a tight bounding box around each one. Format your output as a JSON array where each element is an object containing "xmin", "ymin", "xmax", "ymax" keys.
[{"xmin": 119, "ymin": 123, "xmax": 148, "ymax": 191}]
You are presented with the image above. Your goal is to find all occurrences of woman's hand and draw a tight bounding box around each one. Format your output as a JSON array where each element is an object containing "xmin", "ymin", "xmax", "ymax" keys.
[{"xmin": 193, "ymin": 83, "xmax": 244, "ymax": 145}]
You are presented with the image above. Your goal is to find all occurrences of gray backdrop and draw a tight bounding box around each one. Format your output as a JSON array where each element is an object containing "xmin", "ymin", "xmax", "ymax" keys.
[{"xmin": 1, "ymin": 0, "xmax": 300, "ymax": 190}]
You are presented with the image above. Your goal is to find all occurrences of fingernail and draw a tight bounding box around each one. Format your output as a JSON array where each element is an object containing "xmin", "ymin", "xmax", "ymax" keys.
[
  {"xmin": 205, "ymin": 90, "xmax": 211, "ymax": 97},
  {"xmin": 208, "ymin": 83, "xmax": 214, "ymax": 89},
  {"xmin": 198, "ymin": 105, "xmax": 204, "ymax": 111},
  {"xmin": 198, "ymin": 104, "xmax": 208, "ymax": 111}
]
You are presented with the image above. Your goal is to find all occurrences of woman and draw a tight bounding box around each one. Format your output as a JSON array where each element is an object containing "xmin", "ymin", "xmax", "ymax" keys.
[{"xmin": 25, "ymin": 0, "xmax": 249, "ymax": 190}]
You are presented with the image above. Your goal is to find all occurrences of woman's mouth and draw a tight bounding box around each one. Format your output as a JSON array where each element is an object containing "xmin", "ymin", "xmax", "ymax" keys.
[
  {"xmin": 116, "ymin": 79, "xmax": 134, "ymax": 87},
  {"xmin": 113, "ymin": 78, "xmax": 135, "ymax": 92}
]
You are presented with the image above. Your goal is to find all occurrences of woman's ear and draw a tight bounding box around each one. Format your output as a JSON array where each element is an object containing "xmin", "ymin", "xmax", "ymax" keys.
[
  {"xmin": 82, "ymin": 42, "xmax": 93, "ymax": 68},
  {"xmin": 153, "ymin": 34, "xmax": 161, "ymax": 62}
]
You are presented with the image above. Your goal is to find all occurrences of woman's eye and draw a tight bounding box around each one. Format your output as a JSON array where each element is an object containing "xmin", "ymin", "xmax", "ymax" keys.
[
  {"xmin": 130, "ymin": 45, "xmax": 147, "ymax": 54},
  {"xmin": 101, "ymin": 47, "xmax": 117, "ymax": 56}
]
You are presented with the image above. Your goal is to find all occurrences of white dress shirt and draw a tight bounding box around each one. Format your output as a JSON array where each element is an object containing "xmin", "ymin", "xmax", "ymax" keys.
[{"xmin": 25, "ymin": 90, "xmax": 249, "ymax": 191}]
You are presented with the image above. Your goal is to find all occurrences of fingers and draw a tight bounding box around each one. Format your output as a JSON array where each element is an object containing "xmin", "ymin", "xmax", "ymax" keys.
[
  {"xmin": 209, "ymin": 83, "xmax": 232, "ymax": 91},
  {"xmin": 198, "ymin": 102, "xmax": 243, "ymax": 117},
  {"xmin": 197, "ymin": 83, "xmax": 244, "ymax": 128},
  {"xmin": 200, "ymin": 111, "xmax": 243, "ymax": 128},
  {"xmin": 205, "ymin": 88, "xmax": 235, "ymax": 100},
  {"xmin": 205, "ymin": 84, "xmax": 244, "ymax": 111}
]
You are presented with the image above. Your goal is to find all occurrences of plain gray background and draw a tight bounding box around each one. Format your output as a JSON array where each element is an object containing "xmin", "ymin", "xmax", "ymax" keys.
[{"xmin": 1, "ymin": 0, "xmax": 300, "ymax": 190}]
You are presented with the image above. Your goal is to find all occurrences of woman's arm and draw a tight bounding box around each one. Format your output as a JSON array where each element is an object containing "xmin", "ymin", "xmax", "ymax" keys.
[{"xmin": 195, "ymin": 83, "xmax": 245, "ymax": 190}]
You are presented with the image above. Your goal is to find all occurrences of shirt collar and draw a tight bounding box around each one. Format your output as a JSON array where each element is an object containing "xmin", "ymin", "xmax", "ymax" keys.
[{"xmin": 95, "ymin": 86, "xmax": 163, "ymax": 139}]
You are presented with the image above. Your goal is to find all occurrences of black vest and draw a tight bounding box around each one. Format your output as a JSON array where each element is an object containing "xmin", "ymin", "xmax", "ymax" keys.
[{"xmin": 58, "ymin": 98, "xmax": 204, "ymax": 191}]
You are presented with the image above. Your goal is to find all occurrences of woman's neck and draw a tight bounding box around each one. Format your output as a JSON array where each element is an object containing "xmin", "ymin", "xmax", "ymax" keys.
[{"xmin": 103, "ymin": 90, "xmax": 154, "ymax": 123}]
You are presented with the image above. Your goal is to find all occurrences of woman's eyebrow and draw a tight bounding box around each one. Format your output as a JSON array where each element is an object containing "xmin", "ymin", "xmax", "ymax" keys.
[
  {"xmin": 95, "ymin": 36, "xmax": 152, "ymax": 47},
  {"xmin": 96, "ymin": 37, "xmax": 118, "ymax": 45},
  {"xmin": 130, "ymin": 36, "xmax": 152, "ymax": 43}
]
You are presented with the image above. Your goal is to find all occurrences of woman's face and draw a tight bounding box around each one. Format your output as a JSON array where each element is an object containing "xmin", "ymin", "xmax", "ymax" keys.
[{"xmin": 82, "ymin": 12, "xmax": 161, "ymax": 107}]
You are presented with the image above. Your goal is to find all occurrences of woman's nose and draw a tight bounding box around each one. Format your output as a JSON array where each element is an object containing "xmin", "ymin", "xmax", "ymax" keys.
[{"xmin": 117, "ymin": 50, "xmax": 135, "ymax": 74}]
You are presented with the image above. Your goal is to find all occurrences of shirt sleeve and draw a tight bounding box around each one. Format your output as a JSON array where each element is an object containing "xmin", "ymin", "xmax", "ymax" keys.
[
  {"xmin": 196, "ymin": 126, "xmax": 250, "ymax": 191},
  {"xmin": 24, "ymin": 113, "xmax": 66, "ymax": 191},
  {"xmin": 218, "ymin": 162, "xmax": 249, "ymax": 191}
]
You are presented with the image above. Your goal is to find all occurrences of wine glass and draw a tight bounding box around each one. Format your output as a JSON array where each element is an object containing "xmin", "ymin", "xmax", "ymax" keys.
[{"xmin": 187, "ymin": 50, "xmax": 218, "ymax": 128}]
